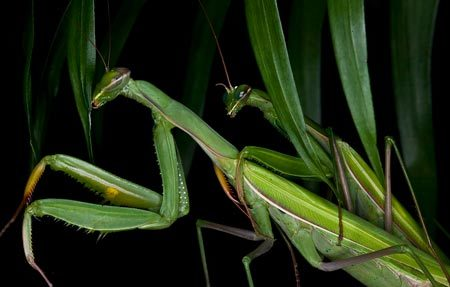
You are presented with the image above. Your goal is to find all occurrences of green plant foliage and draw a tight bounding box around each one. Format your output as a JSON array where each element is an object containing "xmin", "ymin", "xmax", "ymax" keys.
[
  {"xmin": 288, "ymin": 0, "xmax": 326, "ymax": 124},
  {"xmin": 67, "ymin": 0, "xmax": 96, "ymax": 161},
  {"xmin": 327, "ymin": 0, "xmax": 383, "ymax": 181},
  {"xmin": 23, "ymin": 0, "xmax": 36, "ymax": 166},
  {"xmin": 24, "ymin": 0, "xmax": 69, "ymax": 167},
  {"xmin": 245, "ymin": 0, "xmax": 331, "ymax": 185},
  {"xmin": 390, "ymin": 0, "xmax": 439, "ymax": 233}
]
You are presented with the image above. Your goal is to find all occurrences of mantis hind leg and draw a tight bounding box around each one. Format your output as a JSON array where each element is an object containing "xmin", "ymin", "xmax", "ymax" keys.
[
  {"xmin": 270, "ymin": 206, "xmax": 444, "ymax": 286},
  {"xmin": 196, "ymin": 219, "xmax": 274, "ymax": 287},
  {"xmin": 384, "ymin": 137, "xmax": 450, "ymax": 281},
  {"xmin": 208, "ymin": 154, "xmax": 303, "ymax": 286}
]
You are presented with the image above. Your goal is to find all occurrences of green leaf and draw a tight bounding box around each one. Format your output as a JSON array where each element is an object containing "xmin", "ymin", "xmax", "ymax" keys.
[
  {"xmin": 327, "ymin": 0, "xmax": 383, "ymax": 181},
  {"xmin": 46, "ymin": 33, "xmax": 68, "ymax": 100},
  {"xmin": 288, "ymin": 0, "xmax": 326, "ymax": 124},
  {"xmin": 177, "ymin": 0, "xmax": 231, "ymax": 174},
  {"xmin": 23, "ymin": 0, "xmax": 36, "ymax": 166},
  {"xmin": 24, "ymin": 1, "xmax": 70, "ymax": 168},
  {"xmin": 390, "ymin": 0, "xmax": 439, "ymax": 232},
  {"xmin": 244, "ymin": 0, "xmax": 331, "ymax": 185},
  {"xmin": 67, "ymin": 0, "xmax": 96, "ymax": 160},
  {"xmin": 45, "ymin": 4, "xmax": 71, "ymax": 123}
]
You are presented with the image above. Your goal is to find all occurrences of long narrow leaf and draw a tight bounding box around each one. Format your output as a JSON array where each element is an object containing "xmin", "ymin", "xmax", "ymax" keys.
[
  {"xmin": 327, "ymin": 0, "xmax": 383, "ymax": 181},
  {"xmin": 288, "ymin": 0, "xmax": 326, "ymax": 124},
  {"xmin": 23, "ymin": 0, "xmax": 36, "ymax": 167},
  {"xmin": 25, "ymin": 1, "xmax": 71, "ymax": 168},
  {"xmin": 177, "ymin": 0, "xmax": 231, "ymax": 174},
  {"xmin": 46, "ymin": 35, "xmax": 68, "ymax": 100},
  {"xmin": 390, "ymin": 0, "xmax": 439, "ymax": 232},
  {"xmin": 44, "ymin": 4, "xmax": 72, "ymax": 132},
  {"xmin": 245, "ymin": 0, "xmax": 331, "ymax": 184},
  {"xmin": 67, "ymin": 0, "xmax": 96, "ymax": 160}
]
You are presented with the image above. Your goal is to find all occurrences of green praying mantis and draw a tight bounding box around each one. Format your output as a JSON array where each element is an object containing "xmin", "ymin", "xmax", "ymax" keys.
[{"xmin": 0, "ymin": 66, "xmax": 449, "ymax": 286}]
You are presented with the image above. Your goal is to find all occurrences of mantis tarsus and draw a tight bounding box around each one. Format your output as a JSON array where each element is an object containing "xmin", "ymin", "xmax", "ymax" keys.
[{"xmin": 1, "ymin": 67, "xmax": 449, "ymax": 286}]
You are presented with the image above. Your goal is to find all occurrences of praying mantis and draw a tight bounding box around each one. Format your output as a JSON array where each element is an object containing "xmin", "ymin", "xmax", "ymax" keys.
[{"xmin": 2, "ymin": 0, "xmax": 449, "ymax": 286}]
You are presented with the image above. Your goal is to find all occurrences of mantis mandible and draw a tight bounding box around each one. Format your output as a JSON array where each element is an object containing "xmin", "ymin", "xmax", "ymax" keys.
[{"xmin": 1, "ymin": 67, "xmax": 449, "ymax": 286}]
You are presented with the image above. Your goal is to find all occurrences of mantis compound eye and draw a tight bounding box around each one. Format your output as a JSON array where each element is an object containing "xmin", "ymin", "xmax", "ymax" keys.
[
  {"xmin": 106, "ymin": 68, "xmax": 131, "ymax": 91},
  {"xmin": 235, "ymin": 85, "xmax": 252, "ymax": 100},
  {"xmin": 223, "ymin": 84, "xmax": 252, "ymax": 118}
]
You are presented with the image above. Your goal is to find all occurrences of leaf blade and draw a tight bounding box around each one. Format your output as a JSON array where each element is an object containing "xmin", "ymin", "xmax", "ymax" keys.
[
  {"xmin": 67, "ymin": 0, "xmax": 96, "ymax": 160},
  {"xmin": 327, "ymin": 0, "xmax": 383, "ymax": 181},
  {"xmin": 245, "ymin": 0, "xmax": 331, "ymax": 184},
  {"xmin": 390, "ymin": 0, "xmax": 439, "ymax": 232},
  {"xmin": 288, "ymin": 0, "xmax": 326, "ymax": 124},
  {"xmin": 23, "ymin": 0, "xmax": 36, "ymax": 166}
]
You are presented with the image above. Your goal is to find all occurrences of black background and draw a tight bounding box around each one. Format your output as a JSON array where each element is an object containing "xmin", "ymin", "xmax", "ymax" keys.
[{"xmin": 1, "ymin": 1, "xmax": 449, "ymax": 286}]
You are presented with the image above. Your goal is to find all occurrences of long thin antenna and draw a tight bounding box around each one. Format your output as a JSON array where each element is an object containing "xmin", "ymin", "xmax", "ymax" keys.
[
  {"xmin": 198, "ymin": 0, "xmax": 233, "ymax": 89},
  {"xmin": 89, "ymin": 0, "xmax": 111, "ymax": 72},
  {"xmin": 89, "ymin": 38, "xmax": 108, "ymax": 71},
  {"xmin": 106, "ymin": 0, "xmax": 111, "ymax": 69}
]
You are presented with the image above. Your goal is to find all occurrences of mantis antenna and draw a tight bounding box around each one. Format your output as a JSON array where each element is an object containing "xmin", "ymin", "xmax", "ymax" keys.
[
  {"xmin": 89, "ymin": 38, "xmax": 109, "ymax": 72},
  {"xmin": 105, "ymin": 0, "xmax": 111, "ymax": 70},
  {"xmin": 197, "ymin": 0, "xmax": 233, "ymax": 90},
  {"xmin": 89, "ymin": 0, "xmax": 112, "ymax": 72}
]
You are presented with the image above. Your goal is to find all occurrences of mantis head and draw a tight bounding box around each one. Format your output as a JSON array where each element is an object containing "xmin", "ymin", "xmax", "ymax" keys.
[
  {"xmin": 92, "ymin": 67, "xmax": 131, "ymax": 109},
  {"xmin": 222, "ymin": 84, "xmax": 252, "ymax": 118}
]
